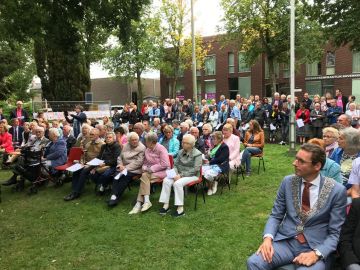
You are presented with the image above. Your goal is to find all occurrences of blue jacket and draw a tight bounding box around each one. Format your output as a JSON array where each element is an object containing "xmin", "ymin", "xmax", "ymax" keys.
[
  {"xmin": 321, "ymin": 158, "xmax": 342, "ymax": 183},
  {"xmin": 191, "ymin": 113, "xmax": 203, "ymax": 123},
  {"xmin": 330, "ymin": 148, "xmax": 360, "ymax": 165},
  {"xmin": 44, "ymin": 139, "xmax": 67, "ymax": 169},
  {"xmin": 327, "ymin": 106, "xmax": 342, "ymax": 124},
  {"xmin": 264, "ymin": 175, "xmax": 347, "ymax": 258},
  {"xmin": 209, "ymin": 142, "xmax": 229, "ymax": 173},
  {"xmin": 159, "ymin": 136, "xmax": 180, "ymax": 157}
]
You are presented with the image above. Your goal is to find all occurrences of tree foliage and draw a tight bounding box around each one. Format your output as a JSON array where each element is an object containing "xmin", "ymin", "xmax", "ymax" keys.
[
  {"xmin": 158, "ymin": 0, "xmax": 211, "ymax": 98},
  {"xmin": 221, "ymin": 0, "xmax": 324, "ymax": 94},
  {"xmin": 103, "ymin": 9, "xmax": 161, "ymax": 103},
  {"xmin": 0, "ymin": 0, "xmax": 149, "ymax": 101},
  {"xmin": 311, "ymin": 0, "xmax": 360, "ymax": 50}
]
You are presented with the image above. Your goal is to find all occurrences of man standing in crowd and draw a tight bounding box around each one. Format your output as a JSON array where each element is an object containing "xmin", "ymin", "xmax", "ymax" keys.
[
  {"xmin": 310, "ymin": 103, "xmax": 325, "ymax": 139},
  {"xmin": 64, "ymin": 105, "xmax": 87, "ymax": 138},
  {"xmin": 247, "ymin": 144, "xmax": 347, "ymax": 270},
  {"xmin": 10, "ymin": 101, "xmax": 29, "ymax": 126},
  {"xmin": 327, "ymin": 99, "xmax": 343, "ymax": 125},
  {"xmin": 302, "ymin": 92, "xmax": 312, "ymax": 110},
  {"xmin": 335, "ymin": 89, "xmax": 348, "ymax": 113}
]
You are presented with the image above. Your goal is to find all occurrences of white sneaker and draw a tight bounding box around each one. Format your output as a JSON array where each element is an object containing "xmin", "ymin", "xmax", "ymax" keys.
[
  {"xmin": 141, "ymin": 202, "xmax": 152, "ymax": 212},
  {"xmin": 110, "ymin": 195, "xmax": 117, "ymax": 200},
  {"xmin": 278, "ymin": 141, "xmax": 283, "ymax": 145},
  {"xmin": 128, "ymin": 206, "xmax": 142, "ymax": 215},
  {"xmin": 212, "ymin": 182, "xmax": 218, "ymax": 195},
  {"xmin": 207, "ymin": 189, "xmax": 213, "ymax": 196}
]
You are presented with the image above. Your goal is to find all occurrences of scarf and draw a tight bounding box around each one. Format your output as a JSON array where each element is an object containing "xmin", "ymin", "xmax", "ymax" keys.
[
  {"xmin": 210, "ymin": 143, "xmax": 222, "ymax": 158},
  {"xmin": 325, "ymin": 142, "xmax": 338, "ymax": 157}
]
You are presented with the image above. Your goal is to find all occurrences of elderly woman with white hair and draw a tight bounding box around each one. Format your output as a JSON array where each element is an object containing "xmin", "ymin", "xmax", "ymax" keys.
[
  {"xmin": 129, "ymin": 132, "xmax": 170, "ymax": 214},
  {"xmin": 108, "ymin": 132, "xmax": 146, "ymax": 207},
  {"xmin": 159, "ymin": 134, "xmax": 202, "ymax": 217},
  {"xmin": 330, "ymin": 127, "xmax": 360, "ymax": 189},
  {"xmin": 43, "ymin": 127, "xmax": 67, "ymax": 173}
]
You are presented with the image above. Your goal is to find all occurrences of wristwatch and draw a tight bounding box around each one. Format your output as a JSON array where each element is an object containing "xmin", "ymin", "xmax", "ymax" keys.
[{"xmin": 313, "ymin": 249, "xmax": 324, "ymax": 260}]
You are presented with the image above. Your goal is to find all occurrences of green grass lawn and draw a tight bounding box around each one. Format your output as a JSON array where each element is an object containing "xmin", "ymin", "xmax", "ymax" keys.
[{"xmin": 0, "ymin": 145, "xmax": 295, "ymax": 270}]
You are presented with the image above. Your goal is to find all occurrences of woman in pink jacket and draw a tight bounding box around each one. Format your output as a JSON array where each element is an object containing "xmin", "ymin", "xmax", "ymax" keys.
[
  {"xmin": 222, "ymin": 123, "xmax": 241, "ymax": 170},
  {"xmin": 129, "ymin": 132, "xmax": 170, "ymax": 214},
  {"xmin": 0, "ymin": 123, "xmax": 14, "ymax": 164}
]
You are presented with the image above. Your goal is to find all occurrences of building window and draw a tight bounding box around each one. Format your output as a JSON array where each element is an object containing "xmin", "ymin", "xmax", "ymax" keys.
[
  {"xmin": 305, "ymin": 80, "xmax": 322, "ymax": 96},
  {"xmin": 204, "ymin": 79, "xmax": 216, "ymax": 93},
  {"xmin": 196, "ymin": 69, "xmax": 201, "ymax": 76},
  {"xmin": 322, "ymin": 79, "xmax": 334, "ymax": 96},
  {"xmin": 238, "ymin": 76, "xmax": 251, "ymax": 98},
  {"xmin": 282, "ymin": 63, "xmax": 290, "ymax": 78},
  {"xmin": 326, "ymin": 52, "xmax": 335, "ymax": 75},
  {"xmin": 228, "ymin": 52, "xmax": 235, "ymax": 73},
  {"xmin": 353, "ymin": 51, "xmax": 360, "ymax": 73},
  {"xmin": 265, "ymin": 58, "xmax": 279, "ymax": 79},
  {"xmin": 175, "ymin": 82, "xmax": 184, "ymax": 95},
  {"xmin": 306, "ymin": 62, "xmax": 321, "ymax": 76},
  {"xmin": 352, "ymin": 79, "xmax": 360, "ymax": 97},
  {"xmin": 238, "ymin": 52, "xmax": 250, "ymax": 72},
  {"xmin": 205, "ymin": 55, "xmax": 216, "ymax": 76}
]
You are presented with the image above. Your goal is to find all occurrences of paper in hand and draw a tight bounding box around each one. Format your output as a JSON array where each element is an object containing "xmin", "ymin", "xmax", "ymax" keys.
[
  {"xmin": 166, "ymin": 168, "xmax": 177, "ymax": 179},
  {"xmin": 86, "ymin": 158, "xmax": 104, "ymax": 166},
  {"xmin": 66, "ymin": 163, "xmax": 84, "ymax": 172},
  {"xmin": 114, "ymin": 168, "xmax": 128, "ymax": 180}
]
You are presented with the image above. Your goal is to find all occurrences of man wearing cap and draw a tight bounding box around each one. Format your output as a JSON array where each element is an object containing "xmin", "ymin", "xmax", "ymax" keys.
[{"xmin": 10, "ymin": 101, "xmax": 29, "ymax": 126}]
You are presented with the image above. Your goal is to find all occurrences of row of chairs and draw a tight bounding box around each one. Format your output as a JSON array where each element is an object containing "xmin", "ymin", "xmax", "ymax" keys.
[{"xmin": 28, "ymin": 147, "xmax": 265, "ymax": 212}]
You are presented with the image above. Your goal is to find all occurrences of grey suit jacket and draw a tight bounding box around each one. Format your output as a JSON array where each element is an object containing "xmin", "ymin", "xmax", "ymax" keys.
[{"xmin": 263, "ymin": 175, "xmax": 347, "ymax": 259}]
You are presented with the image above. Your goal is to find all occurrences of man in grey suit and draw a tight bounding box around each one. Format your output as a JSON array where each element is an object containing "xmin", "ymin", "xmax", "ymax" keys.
[{"xmin": 247, "ymin": 143, "xmax": 347, "ymax": 270}]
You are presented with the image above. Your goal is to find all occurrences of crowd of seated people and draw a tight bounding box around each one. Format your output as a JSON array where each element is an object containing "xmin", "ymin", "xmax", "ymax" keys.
[{"xmin": 1, "ymin": 92, "xmax": 360, "ymax": 221}]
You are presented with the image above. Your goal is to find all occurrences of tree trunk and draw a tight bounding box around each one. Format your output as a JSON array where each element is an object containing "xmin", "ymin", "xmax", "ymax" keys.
[
  {"xmin": 34, "ymin": 39, "xmax": 53, "ymax": 101},
  {"xmin": 136, "ymin": 70, "xmax": 143, "ymax": 105}
]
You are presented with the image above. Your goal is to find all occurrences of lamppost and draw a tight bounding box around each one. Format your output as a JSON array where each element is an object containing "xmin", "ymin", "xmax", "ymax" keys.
[
  {"xmin": 191, "ymin": 0, "xmax": 197, "ymax": 103},
  {"xmin": 289, "ymin": 0, "xmax": 296, "ymax": 154}
]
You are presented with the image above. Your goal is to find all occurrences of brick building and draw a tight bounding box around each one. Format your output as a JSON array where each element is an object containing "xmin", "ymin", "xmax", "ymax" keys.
[
  {"xmin": 160, "ymin": 35, "xmax": 360, "ymax": 100},
  {"xmin": 91, "ymin": 77, "xmax": 160, "ymax": 105}
]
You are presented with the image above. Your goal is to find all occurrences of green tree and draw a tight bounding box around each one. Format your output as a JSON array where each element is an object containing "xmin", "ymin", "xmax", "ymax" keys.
[
  {"xmin": 311, "ymin": 0, "xmax": 360, "ymax": 50},
  {"xmin": 0, "ymin": 40, "xmax": 30, "ymax": 100},
  {"xmin": 221, "ymin": 0, "xmax": 324, "ymax": 94},
  {"xmin": 0, "ymin": 0, "xmax": 149, "ymax": 101},
  {"xmin": 103, "ymin": 10, "xmax": 161, "ymax": 103},
  {"xmin": 158, "ymin": 0, "xmax": 211, "ymax": 98}
]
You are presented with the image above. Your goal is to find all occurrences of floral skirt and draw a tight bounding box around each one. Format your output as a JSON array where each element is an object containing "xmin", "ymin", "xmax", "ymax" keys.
[{"xmin": 202, "ymin": 164, "xmax": 222, "ymax": 181}]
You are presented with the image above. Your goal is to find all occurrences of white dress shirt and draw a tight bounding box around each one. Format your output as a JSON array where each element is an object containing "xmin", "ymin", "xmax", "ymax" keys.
[{"xmin": 301, "ymin": 174, "xmax": 321, "ymax": 210}]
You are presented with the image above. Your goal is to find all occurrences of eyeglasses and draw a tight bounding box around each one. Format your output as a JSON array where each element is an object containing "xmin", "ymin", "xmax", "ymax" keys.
[
  {"xmin": 294, "ymin": 157, "xmax": 313, "ymax": 165},
  {"xmin": 322, "ymin": 135, "xmax": 334, "ymax": 138}
]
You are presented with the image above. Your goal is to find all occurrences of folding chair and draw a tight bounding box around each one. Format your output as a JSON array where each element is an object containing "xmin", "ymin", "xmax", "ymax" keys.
[
  {"xmin": 217, "ymin": 172, "xmax": 230, "ymax": 194},
  {"xmin": 55, "ymin": 147, "xmax": 83, "ymax": 171},
  {"xmin": 251, "ymin": 152, "xmax": 265, "ymax": 174},
  {"xmin": 232, "ymin": 164, "xmax": 245, "ymax": 185},
  {"xmin": 186, "ymin": 168, "xmax": 205, "ymax": 210}
]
